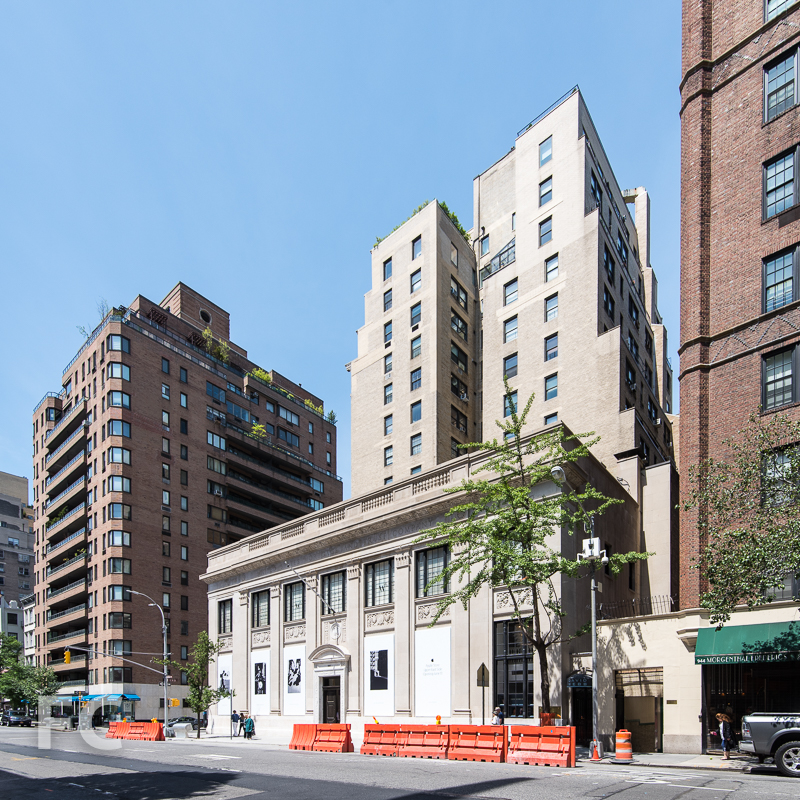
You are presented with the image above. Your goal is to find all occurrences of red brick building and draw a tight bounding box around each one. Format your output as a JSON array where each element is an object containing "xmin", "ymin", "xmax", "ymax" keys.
[
  {"xmin": 680, "ymin": 0, "xmax": 800, "ymax": 606},
  {"xmin": 31, "ymin": 283, "xmax": 341, "ymax": 719}
]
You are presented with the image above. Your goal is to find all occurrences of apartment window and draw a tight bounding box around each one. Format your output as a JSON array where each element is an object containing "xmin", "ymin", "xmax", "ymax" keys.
[
  {"xmin": 450, "ymin": 277, "xmax": 468, "ymax": 310},
  {"xmin": 451, "ymin": 374, "xmax": 468, "ymax": 400},
  {"xmin": 629, "ymin": 297, "xmax": 640, "ymax": 328},
  {"xmin": 504, "ymin": 353, "xmax": 518, "ymax": 379},
  {"xmin": 539, "ymin": 217, "xmax": 552, "ymax": 246},
  {"xmin": 107, "ymin": 335, "xmax": 130, "ymax": 353},
  {"xmin": 108, "ymin": 476, "xmax": 131, "ymax": 493},
  {"xmin": 644, "ymin": 330, "xmax": 653, "ymax": 357},
  {"xmin": 480, "ymin": 235, "xmax": 490, "ymax": 257},
  {"xmin": 763, "ymin": 348, "xmax": 795, "ymax": 408},
  {"xmin": 451, "ymin": 343, "xmax": 468, "ymax": 372},
  {"xmin": 107, "ymin": 362, "xmax": 130, "ymax": 381},
  {"xmin": 504, "ymin": 316, "xmax": 518, "ymax": 343},
  {"xmin": 384, "ymin": 445, "xmax": 393, "ymax": 467},
  {"xmin": 590, "ymin": 170, "xmax": 603, "ymax": 210},
  {"xmin": 412, "ymin": 236, "xmax": 422, "ymax": 260},
  {"xmin": 206, "ymin": 381, "xmax": 225, "ymax": 404},
  {"xmin": 626, "ymin": 361, "xmax": 636, "ymax": 391},
  {"xmin": 162, "ymin": 410, "xmax": 170, "ymax": 429},
  {"xmin": 384, "ymin": 415, "xmax": 393, "ymax": 435},
  {"xmin": 384, "ymin": 383, "xmax": 393, "ymax": 405},
  {"xmin": 451, "ymin": 438, "xmax": 461, "ymax": 458},
  {"xmin": 545, "ymin": 294, "xmax": 558, "ymax": 321},
  {"xmin": 383, "ymin": 289, "xmax": 392, "ymax": 312},
  {"xmin": 410, "ymin": 302, "xmax": 422, "ymax": 327},
  {"xmin": 207, "ymin": 431, "xmax": 226, "ymax": 450},
  {"xmin": 321, "ymin": 571, "xmax": 345, "ymax": 614},
  {"xmin": 162, "ymin": 437, "xmax": 170, "ymax": 454},
  {"xmin": 410, "ymin": 268, "xmax": 422, "ymax": 293},
  {"xmin": 108, "ymin": 585, "xmax": 131, "ymax": 601},
  {"xmin": 450, "ymin": 241, "xmax": 458, "ymax": 266},
  {"xmin": 108, "ymin": 530, "xmax": 130, "ymax": 547},
  {"xmin": 108, "ymin": 391, "xmax": 130, "ymax": 409},
  {"xmin": 384, "ymin": 476, "xmax": 393, "ymax": 485},
  {"xmin": 284, "ymin": 582, "xmax": 305, "ymax": 621},
  {"xmin": 539, "ymin": 135, "xmax": 552, "ymax": 166},
  {"xmin": 411, "ymin": 401, "xmax": 422, "ymax": 423},
  {"xmin": 411, "ymin": 433, "xmax": 422, "ymax": 455},
  {"xmin": 180, "ymin": 620, "xmax": 189, "ymax": 636},
  {"xmin": 765, "ymin": 149, "xmax": 797, "ymax": 220},
  {"xmin": 544, "ymin": 413, "xmax": 558, "ymax": 425},
  {"xmin": 767, "ymin": 0, "xmax": 799, "ymax": 22},
  {"xmin": 451, "ymin": 406, "xmax": 467, "ymax": 434},
  {"xmin": 162, "ymin": 357, "xmax": 170, "ymax": 374},
  {"xmin": 108, "ymin": 613, "xmax": 132, "ymax": 629},
  {"xmin": 411, "ymin": 368, "xmax": 422, "ymax": 391},
  {"xmin": 603, "ymin": 286, "xmax": 615, "ymax": 318},
  {"xmin": 628, "ymin": 333, "xmax": 639, "ymax": 360},
  {"xmin": 604, "ymin": 247, "xmax": 615, "ymax": 282},
  {"xmin": 504, "ymin": 279, "xmax": 518, "ymax": 305},
  {"xmin": 384, "ymin": 321, "xmax": 392, "ymax": 345},
  {"xmin": 384, "ymin": 353, "xmax": 393, "ymax": 374},
  {"xmin": 108, "ymin": 504, "xmax": 131, "ymax": 521},
  {"xmin": 383, "ymin": 258, "xmax": 392, "ymax": 280},
  {"xmin": 365, "ymin": 559, "xmax": 394, "ymax": 606},
  {"xmin": 278, "ymin": 428, "xmax": 300, "ymax": 447},
  {"xmin": 179, "ymin": 545, "xmax": 188, "ymax": 561},
  {"xmin": 451, "ymin": 310, "xmax": 468, "ymax": 341},
  {"xmin": 252, "ymin": 590, "xmax": 270, "ymax": 627},
  {"xmin": 109, "ymin": 558, "xmax": 131, "ymax": 574},
  {"xmin": 539, "ymin": 176, "xmax": 552, "ymax": 206},
  {"xmin": 180, "ymin": 393, "xmax": 187, "ymax": 408},
  {"xmin": 279, "ymin": 406, "xmax": 300, "ymax": 426},
  {"xmin": 180, "ymin": 469, "xmax": 188, "ymax": 485},
  {"xmin": 180, "ymin": 445, "xmax": 188, "ymax": 460},
  {"xmin": 163, "ymin": 489, "xmax": 171, "ymax": 506},
  {"xmin": 617, "ymin": 233, "xmax": 628, "ymax": 265},
  {"xmin": 415, "ymin": 545, "xmax": 449, "ymax": 597},
  {"xmin": 411, "ymin": 465, "xmax": 422, "ymax": 474},
  {"xmin": 764, "ymin": 247, "xmax": 798, "ymax": 311},
  {"xmin": 162, "ymin": 515, "xmax": 170, "ymax": 532},
  {"xmin": 766, "ymin": 50, "xmax": 797, "ymax": 121},
  {"xmin": 504, "ymin": 391, "xmax": 518, "ymax": 418},
  {"xmin": 180, "ymin": 367, "xmax": 188, "ymax": 383},
  {"xmin": 545, "ymin": 254, "xmax": 559, "ymax": 282},
  {"xmin": 545, "ymin": 333, "xmax": 558, "ymax": 361},
  {"xmin": 545, "ymin": 374, "xmax": 558, "ymax": 400},
  {"xmin": 411, "ymin": 335, "xmax": 422, "ymax": 359},
  {"xmin": 161, "ymin": 383, "xmax": 170, "ymax": 400},
  {"xmin": 218, "ymin": 599, "xmax": 233, "ymax": 633},
  {"xmin": 162, "ymin": 593, "xmax": 171, "ymax": 610},
  {"xmin": 180, "ymin": 496, "xmax": 188, "ymax": 511}
]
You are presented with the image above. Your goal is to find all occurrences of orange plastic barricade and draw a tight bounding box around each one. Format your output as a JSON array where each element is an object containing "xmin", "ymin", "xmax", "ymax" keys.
[
  {"xmin": 397, "ymin": 725, "xmax": 449, "ymax": 759},
  {"xmin": 361, "ymin": 724, "xmax": 404, "ymax": 756},
  {"xmin": 125, "ymin": 722, "xmax": 147, "ymax": 740},
  {"xmin": 141, "ymin": 722, "xmax": 165, "ymax": 742},
  {"xmin": 614, "ymin": 729, "xmax": 632, "ymax": 761},
  {"xmin": 290, "ymin": 724, "xmax": 317, "ymax": 750},
  {"xmin": 311, "ymin": 723, "xmax": 354, "ymax": 753},
  {"xmin": 448, "ymin": 725, "xmax": 507, "ymax": 763},
  {"xmin": 106, "ymin": 721, "xmax": 129, "ymax": 739},
  {"xmin": 506, "ymin": 726, "xmax": 576, "ymax": 768}
]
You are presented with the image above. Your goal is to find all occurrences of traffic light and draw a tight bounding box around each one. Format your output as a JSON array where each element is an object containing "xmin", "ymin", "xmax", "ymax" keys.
[{"xmin": 64, "ymin": 648, "xmax": 71, "ymax": 664}]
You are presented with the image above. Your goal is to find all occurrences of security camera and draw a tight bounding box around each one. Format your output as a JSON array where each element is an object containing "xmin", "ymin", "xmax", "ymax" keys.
[{"xmin": 601, "ymin": 555, "xmax": 609, "ymax": 566}]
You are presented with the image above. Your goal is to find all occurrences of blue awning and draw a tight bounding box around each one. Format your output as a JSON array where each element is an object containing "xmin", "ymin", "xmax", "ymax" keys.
[{"xmin": 122, "ymin": 694, "xmax": 141, "ymax": 701}]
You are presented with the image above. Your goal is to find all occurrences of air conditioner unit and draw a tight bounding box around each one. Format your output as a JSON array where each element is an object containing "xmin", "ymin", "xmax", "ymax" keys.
[
  {"xmin": 655, "ymin": 417, "xmax": 662, "ymax": 426},
  {"xmin": 213, "ymin": 488, "xmax": 223, "ymax": 497}
]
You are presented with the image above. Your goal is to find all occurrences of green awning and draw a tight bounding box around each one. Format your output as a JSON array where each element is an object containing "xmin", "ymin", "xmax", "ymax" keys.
[{"xmin": 695, "ymin": 621, "xmax": 800, "ymax": 665}]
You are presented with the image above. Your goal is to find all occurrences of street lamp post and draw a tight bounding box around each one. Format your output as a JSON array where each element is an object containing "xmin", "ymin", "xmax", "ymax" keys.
[
  {"xmin": 550, "ymin": 466, "xmax": 608, "ymax": 760},
  {"xmin": 130, "ymin": 590, "xmax": 169, "ymax": 739}
]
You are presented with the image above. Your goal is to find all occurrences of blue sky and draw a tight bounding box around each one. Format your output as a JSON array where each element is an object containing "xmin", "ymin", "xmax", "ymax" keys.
[{"xmin": 0, "ymin": 2, "xmax": 681, "ymax": 499}]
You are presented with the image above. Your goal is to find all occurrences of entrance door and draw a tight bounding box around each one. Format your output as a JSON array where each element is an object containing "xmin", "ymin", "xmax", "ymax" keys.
[
  {"xmin": 322, "ymin": 676, "xmax": 340, "ymax": 723},
  {"xmin": 572, "ymin": 687, "xmax": 591, "ymax": 746}
]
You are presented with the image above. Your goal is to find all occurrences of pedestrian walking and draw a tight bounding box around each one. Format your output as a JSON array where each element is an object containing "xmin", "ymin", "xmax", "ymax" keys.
[
  {"xmin": 716, "ymin": 713, "xmax": 733, "ymax": 759},
  {"xmin": 244, "ymin": 715, "xmax": 255, "ymax": 740},
  {"xmin": 238, "ymin": 712, "xmax": 247, "ymax": 737},
  {"xmin": 491, "ymin": 706, "xmax": 504, "ymax": 725},
  {"xmin": 231, "ymin": 710, "xmax": 240, "ymax": 737}
]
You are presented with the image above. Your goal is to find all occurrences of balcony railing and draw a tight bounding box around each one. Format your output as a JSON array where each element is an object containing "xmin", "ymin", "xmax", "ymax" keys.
[
  {"xmin": 227, "ymin": 492, "xmax": 295, "ymax": 521},
  {"xmin": 58, "ymin": 679, "xmax": 88, "ymax": 688},
  {"xmin": 46, "ymin": 628, "xmax": 87, "ymax": 644},
  {"xmin": 227, "ymin": 471, "xmax": 314, "ymax": 510},
  {"xmin": 226, "ymin": 445, "xmax": 317, "ymax": 491},
  {"xmin": 49, "ymin": 654, "xmax": 86, "ymax": 666},
  {"xmin": 598, "ymin": 595, "xmax": 675, "ymax": 621},
  {"xmin": 45, "ymin": 477, "xmax": 86, "ymax": 510},
  {"xmin": 47, "ymin": 604, "xmax": 87, "ymax": 622},
  {"xmin": 46, "ymin": 502, "xmax": 86, "ymax": 532},
  {"xmin": 45, "ymin": 397, "xmax": 86, "ymax": 441},
  {"xmin": 46, "ymin": 578, "xmax": 87, "ymax": 599},
  {"xmin": 46, "ymin": 552, "xmax": 86, "ymax": 578},
  {"xmin": 34, "ymin": 390, "xmax": 64, "ymax": 414},
  {"xmin": 46, "ymin": 527, "xmax": 87, "ymax": 555},
  {"xmin": 480, "ymin": 238, "xmax": 516, "ymax": 284},
  {"xmin": 46, "ymin": 452, "xmax": 85, "ymax": 488},
  {"xmin": 45, "ymin": 423, "xmax": 86, "ymax": 464}
]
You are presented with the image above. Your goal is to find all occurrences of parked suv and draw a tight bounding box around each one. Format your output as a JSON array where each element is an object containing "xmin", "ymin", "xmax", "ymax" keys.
[{"xmin": 740, "ymin": 713, "xmax": 800, "ymax": 777}]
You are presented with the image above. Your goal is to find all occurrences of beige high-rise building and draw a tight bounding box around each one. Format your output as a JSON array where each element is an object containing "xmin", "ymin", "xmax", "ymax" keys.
[{"xmin": 351, "ymin": 87, "xmax": 675, "ymax": 497}]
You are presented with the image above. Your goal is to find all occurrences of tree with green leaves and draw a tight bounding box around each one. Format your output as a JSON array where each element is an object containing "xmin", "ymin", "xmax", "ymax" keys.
[
  {"xmin": 415, "ymin": 382, "xmax": 648, "ymax": 712},
  {"xmin": 157, "ymin": 630, "xmax": 231, "ymax": 738},
  {"xmin": 0, "ymin": 633, "xmax": 60, "ymax": 710},
  {"xmin": 684, "ymin": 411, "xmax": 800, "ymax": 625},
  {"xmin": 20, "ymin": 665, "xmax": 62, "ymax": 707}
]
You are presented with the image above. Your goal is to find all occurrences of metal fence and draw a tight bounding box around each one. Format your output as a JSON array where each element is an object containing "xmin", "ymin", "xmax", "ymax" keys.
[{"xmin": 597, "ymin": 595, "xmax": 675, "ymax": 621}]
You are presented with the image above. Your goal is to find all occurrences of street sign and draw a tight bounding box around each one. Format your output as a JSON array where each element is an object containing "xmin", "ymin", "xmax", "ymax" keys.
[{"xmin": 476, "ymin": 663, "xmax": 489, "ymax": 688}]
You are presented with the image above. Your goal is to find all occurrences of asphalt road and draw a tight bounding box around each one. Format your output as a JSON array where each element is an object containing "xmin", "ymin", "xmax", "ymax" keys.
[{"xmin": 0, "ymin": 727, "xmax": 797, "ymax": 800}]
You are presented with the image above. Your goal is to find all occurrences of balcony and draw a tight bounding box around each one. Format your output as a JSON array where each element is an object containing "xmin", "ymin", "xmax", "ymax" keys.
[
  {"xmin": 46, "ymin": 628, "xmax": 88, "ymax": 645},
  {"xmin": 46, "ymin": 452, "xmax": 86, "ymax": 494},
  {"xmin": 45, "ymin": 397, "xmax": 86, "ymax": 446},
  {"xmin": 479, "ymin": 238, "xmax": 516, "ymax": 284},
  {"xmin": 46, "ymin": 527, "xmax": 87, "ymax": 556},
  {"xmin": 226, "ymin": 491, "xmax": 295, "ymax": 523},
  {"xmin": 46, "ymin": 502, "xmax": 86, "ymax": 535},
  {"xmin": 226, "ymin": 470, "xmax": 314, "ymax": 512},
  {"xmin": 45, "ymin": 476, "xmax": 86, "ymax": 514},
  {"xmin": 46, "ymin": 578, "xmax": 87, "ymax": 602},
  {"xmin": 58, "ymin": 679, "xmax": 88, "ymax": 690},
  {"xmin": 46, "ymin": 552, "xmax": 87, "ymax": 581},
  {"xmin": 45, "ymin": 422, "xmax": 86, "ymax": 465},
  {"xmin": 49, "ymin": 654, "xmax": 86, "ymax": 671},
  {"xmin": 46, "ymin": 604, "xmax": 87, "ymax": 624},
  {"xmin": 226, "ymin": 444, "xmax": 316, "ymax": 494}
]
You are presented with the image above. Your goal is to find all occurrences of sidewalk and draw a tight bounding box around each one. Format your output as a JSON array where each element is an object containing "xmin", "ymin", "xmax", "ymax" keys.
[{"xmin": 575, "ymin": 746, "xmax": 767, "ymax": 773}]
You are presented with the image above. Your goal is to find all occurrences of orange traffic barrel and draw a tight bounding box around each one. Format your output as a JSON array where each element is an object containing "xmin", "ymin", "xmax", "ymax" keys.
[{"xmin": 615, "ymin": 729, "xmax": 632, "ymax": 761}]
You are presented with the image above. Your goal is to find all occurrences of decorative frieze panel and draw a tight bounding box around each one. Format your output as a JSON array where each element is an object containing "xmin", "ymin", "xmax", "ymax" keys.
[
  {"xmin": 323, "ymin": 618, "xmax": 347, "ymax": 645},
  {"xmin": 283, "ymin": 624, "xmax": 306, "ymax": 642},
  {"xmin": 395, "ymin": 551, "xmax": 411, "ymax": 569},
  {"xmin": 494, "ymin": 588, "xmax": 534, "ymax": 612},
  {"xmin": 416, "ymin": 602, "xmax": 450, "ymax": 624},
  {"xmin": 238, "ymin": 591, "xmax": 249, "ymax": 606},
  {"xmin": 252, "ymin": 628, "xmax": 271, "ymax": 648},
  {"xmin": 347, "ymin": 565, "xmax": 361, "ymax": 581},
  {"xmin": 365, "ymin": 609, "xmax": 394, "ymax": 630},
  {"xmin": 218, "ymin": 636, "xmax": 233, "ymax": 652}
]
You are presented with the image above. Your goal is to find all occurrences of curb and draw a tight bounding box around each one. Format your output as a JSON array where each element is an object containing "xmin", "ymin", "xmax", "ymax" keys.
[{"xmin": 578, "ymin": 757, "xmax": 760, "ymax": 774}]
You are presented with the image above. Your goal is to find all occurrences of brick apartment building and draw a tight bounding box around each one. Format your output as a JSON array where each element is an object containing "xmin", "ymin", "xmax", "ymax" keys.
[
  {"xmin": 0, "ymin": 471, "xmax": 35, "ymax": 607},
  {"xmin": 679, "ymin": 0, "xmax": 800, "ymax": 606},
  {"xmin": 32, "ymin": 283, "xmax": 341, "ymax": 718}
]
